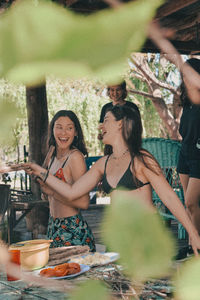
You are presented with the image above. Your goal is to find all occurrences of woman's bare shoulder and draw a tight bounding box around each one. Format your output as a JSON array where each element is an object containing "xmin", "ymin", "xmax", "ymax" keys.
[
  {"xmin": 69, "ymin": 149, "xmax": 85, "ymax": 160},
  {"xmin": 135, "ymin": 150, "xmax": 161, "ymax": 173}
]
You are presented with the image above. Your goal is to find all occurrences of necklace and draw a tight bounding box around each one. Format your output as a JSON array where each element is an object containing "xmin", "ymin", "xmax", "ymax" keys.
[{"xmin": 111, "ymin": 148, "xmax": 129, "ymax": 160}]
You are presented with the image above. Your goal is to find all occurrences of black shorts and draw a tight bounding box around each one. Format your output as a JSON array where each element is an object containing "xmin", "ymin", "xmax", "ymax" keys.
[{"xmin": 177, "ymin": 145, "xmax": 200, "ymax": 179}]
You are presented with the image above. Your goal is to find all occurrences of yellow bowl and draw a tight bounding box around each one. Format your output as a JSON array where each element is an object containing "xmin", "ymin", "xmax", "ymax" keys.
[{"xmin": 9, "ymin": 239, "xmax": 51, "ymax": 271}]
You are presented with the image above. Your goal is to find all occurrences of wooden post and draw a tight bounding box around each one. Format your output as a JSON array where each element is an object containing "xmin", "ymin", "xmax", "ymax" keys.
[{"xmin": 25, "ymin": 84, "xmax": 49, "ymax": 238}]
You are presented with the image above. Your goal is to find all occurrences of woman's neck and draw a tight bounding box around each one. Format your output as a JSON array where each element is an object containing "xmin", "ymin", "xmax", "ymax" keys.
[
  {"xmin": 111, "ymin": 140, "xmax": 129, "ymax": 158},
  {"xmin": 56, "ymin": 148, "xmax": 71, "ymax": 160}
]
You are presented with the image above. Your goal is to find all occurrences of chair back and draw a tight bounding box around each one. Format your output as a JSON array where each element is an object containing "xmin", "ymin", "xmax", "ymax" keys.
[
  {"xmin": 142, "ymin": 138, "xmax": 185, "ymax": 239},
  {"xmin": 142, "ymin": 138, "xmax": 182, "ymax": 188}
]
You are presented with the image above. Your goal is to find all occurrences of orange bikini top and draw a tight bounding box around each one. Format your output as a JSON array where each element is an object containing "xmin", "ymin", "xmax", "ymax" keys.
[{"xmin": 49, "ymin": 155, "xmax": 70, "ymax": 183}]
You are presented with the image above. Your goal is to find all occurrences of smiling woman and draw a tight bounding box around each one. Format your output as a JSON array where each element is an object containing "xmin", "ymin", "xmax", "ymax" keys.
[
  {"xmin": 24, "ymin": 105, "xmax": 200, "ymax": 256},
  {"xmin": 37, "ymin": 110, "xmax": 95, "ymax": 251}
]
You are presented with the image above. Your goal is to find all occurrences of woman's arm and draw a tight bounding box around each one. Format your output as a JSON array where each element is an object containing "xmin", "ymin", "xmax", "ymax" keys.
[
  {"xmin": 38, "ymin": 179, "xmax": 89, "ymax": 210},
  {"xmin": 142, "ymin": 161, "xmax": 200, "ymax": 255},
  {"xmin": 62, "ymin": 151, "xmax": 89, "ymax": 209},
  {"xmin": 23, "ymin": 157, "xmax": 104, "ymax": 202}
]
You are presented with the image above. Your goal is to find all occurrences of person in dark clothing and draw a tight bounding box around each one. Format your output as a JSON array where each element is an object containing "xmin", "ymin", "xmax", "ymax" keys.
[
  {"xmin": 177, "ymin": 58, "xmax": 200, "ymax": 252},
  {"xmin": 99, "ymin": 81, "xmax": 140, "ymax": 155},
  {"xmin": 99, "ymin": 81, "xmax": 140, "ymax": 123}
]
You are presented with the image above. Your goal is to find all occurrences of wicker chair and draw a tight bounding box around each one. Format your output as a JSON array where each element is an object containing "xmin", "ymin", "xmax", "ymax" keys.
[{"xmin": 142, "ymin": 138, "xmax": 186, "ymax": 239}]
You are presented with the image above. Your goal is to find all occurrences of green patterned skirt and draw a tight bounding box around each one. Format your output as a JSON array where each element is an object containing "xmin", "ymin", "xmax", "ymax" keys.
[{"xmin": 47, "ymin": 213, "xmax": 96, "ymax": 252}]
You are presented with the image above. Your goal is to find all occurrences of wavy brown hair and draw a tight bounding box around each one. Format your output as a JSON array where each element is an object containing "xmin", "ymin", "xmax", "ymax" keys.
[{"xmin": 48, "ymin": 110, "xmax": 88, "ymax": 157}]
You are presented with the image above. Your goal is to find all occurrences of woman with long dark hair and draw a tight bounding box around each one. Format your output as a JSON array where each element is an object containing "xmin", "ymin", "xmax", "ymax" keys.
[
  {"xmin": 24, "ymin": 105, "xmax": 200, "ymax": 254},
  {"xmin": 40, "ymin": 110, "xmax": 95, "ymax": 251}
]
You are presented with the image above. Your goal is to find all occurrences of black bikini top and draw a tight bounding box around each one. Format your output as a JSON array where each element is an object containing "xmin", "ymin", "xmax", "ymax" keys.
[{"xmin": 101, "ymin": 155, "xmax": 150, "ymax": 194}]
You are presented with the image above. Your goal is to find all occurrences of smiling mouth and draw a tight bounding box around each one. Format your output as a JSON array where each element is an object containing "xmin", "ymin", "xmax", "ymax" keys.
[{"xmin": 58, "ymin": 138, "xmax": 69, "ymax": 142}]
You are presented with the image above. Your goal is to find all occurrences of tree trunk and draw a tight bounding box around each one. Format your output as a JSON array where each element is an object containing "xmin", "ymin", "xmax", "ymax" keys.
[{"xmin": 26, "ymin": 84, "xmax": 49, "ymax": 238}]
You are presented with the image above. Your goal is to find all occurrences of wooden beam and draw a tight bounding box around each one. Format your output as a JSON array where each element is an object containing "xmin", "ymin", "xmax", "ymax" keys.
[
  {"xmin": 176, "ymin": 23, "xmax": 199, "ymax": 41},
  {"xmin": 141, "ymin": 39, "xmax": 200, "ymax": 54},
  {"xmin": 160, "ymin": 14, "xmax": 200, "ymax": 31},
  {"xmin": 156, "ymin": 0, "xmax": 198, "ymax": 19}
]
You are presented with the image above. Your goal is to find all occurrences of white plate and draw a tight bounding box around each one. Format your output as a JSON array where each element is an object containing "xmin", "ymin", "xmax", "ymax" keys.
[
  {"xmin": 33, "ymin": 264, "xmax": 90, "ymax": 279},
  {"xmin": 69, "ymin": 252, "xmax": 120, "ymax": 267}
]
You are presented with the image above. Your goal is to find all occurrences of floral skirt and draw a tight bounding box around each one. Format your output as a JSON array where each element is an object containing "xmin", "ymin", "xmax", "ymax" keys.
[{"xmin": 47, "ymin": 213, "xmax": 96, "ymax": 252}]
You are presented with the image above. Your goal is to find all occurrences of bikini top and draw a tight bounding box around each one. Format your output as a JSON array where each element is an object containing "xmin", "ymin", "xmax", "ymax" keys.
[
  {"xmin": 48, "ymin": 155, "xmax": 70, "ymax": 183},
  {"xmin": 101, "ymin": 155, "xmax": 150, "ymax": 194}
]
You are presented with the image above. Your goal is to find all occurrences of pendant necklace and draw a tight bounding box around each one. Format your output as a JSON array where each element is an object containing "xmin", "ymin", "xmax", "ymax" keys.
[{"xmin": 111, "ymin": 148, "xmax": 129, "ymax": 160}]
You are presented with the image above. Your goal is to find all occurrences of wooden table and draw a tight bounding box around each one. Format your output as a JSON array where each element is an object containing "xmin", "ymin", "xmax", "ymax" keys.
[{"xmin": 0, "ymin": 262, "xmax": 174, "ymax": 299}]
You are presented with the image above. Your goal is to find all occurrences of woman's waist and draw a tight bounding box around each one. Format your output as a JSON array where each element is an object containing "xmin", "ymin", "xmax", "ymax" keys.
[{"xmin": 49, "ymin": 201, "xmax": 79, "ymax": 219}]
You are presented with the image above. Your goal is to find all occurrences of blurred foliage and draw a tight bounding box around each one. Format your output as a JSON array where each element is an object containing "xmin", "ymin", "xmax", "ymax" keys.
[
  {"xmin": 0, "ymin": 0, "xmax": 163, "ymax": 86},
  {"xmin": 0, "ymin": 1, "xmax": 192, "ymax": 298},
  {"xmin": 175, "ymin": 257, "xmax": 200, "ymax": 300},
  {"xmin": 70, "ymin": 280, "xmax": 110, "ymax": 300},
  {"xmin": 102, "ymin": 192, "xmax": 176, "ymax": 281}
]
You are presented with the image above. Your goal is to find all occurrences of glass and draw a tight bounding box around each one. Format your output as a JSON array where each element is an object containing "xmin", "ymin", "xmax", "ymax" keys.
[{"xmin": 7, "ymin": 249, "xmax": 21, "ymax": 281}]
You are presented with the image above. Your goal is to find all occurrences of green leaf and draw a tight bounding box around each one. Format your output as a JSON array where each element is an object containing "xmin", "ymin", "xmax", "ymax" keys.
[
  {"xmin": 70, "ymin": 280, "xmax": 110, "ymax": 300},
  {"xmin": 101, "ymin": 191, "xmax": 176, "ymax": 281},
  {"xmin": 175, "ymin": 257, "xmax": 200, "ymax": 300},
  {"xmin": 0, "ymin": 0, "xmax": 163, "ymax": 86}
]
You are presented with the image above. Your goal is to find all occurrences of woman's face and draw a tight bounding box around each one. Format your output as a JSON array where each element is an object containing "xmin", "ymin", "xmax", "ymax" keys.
[
  {"xmin": 108, "ymin": 85, "xmax": 125, "ymax": 103},
  {"xmin": 100, "ymin": 111, "xmax": 121, "ymax": 144},
  {"xmin": 53, "ymin": 116, "xmax": 77, "ymax": 150}
]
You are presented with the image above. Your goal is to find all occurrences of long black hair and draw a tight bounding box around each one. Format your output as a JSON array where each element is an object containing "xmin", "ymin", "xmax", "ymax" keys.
[
  {"xmin": 180, "ymin": 58, "xmax": 200, "ymax": 106},
  {"xmin": 48, "ymin": 110, "xmax": 88, "ymax": 157},
  {"xmin": 106, "ymin": 105, "xmax": 160, "ymax": 181}
]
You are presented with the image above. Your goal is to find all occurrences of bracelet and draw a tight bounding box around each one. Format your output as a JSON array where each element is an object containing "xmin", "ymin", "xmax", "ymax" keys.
[{"xmin": 39, "ymin": 170, "xmax": 49, "ymax": 183}]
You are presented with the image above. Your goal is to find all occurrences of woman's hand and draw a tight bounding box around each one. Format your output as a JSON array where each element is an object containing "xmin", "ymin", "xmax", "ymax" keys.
[
  {"xmin": 189, "ymin": 232, "xmax": 200, "ymax": 256},
  {"xmin": 22, "ymin": 163, "xmax": 47, "ymax": 180}
]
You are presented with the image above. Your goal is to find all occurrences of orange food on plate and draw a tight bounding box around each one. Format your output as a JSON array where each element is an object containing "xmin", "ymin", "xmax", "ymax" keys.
[
  {"xmin": 67, "ymin": 262, "xmax": 81, "ymax": 275},
  {"xmin": 39, "ymin": 262, "xmax": 81, "ymax": 277},
  {"xmin": 54, "ymin": 263, "xmax": 70, "ymax": 276},
  {"xmin": 40, "ymin": 268, "xmax": 57, "ymax": 277}
]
